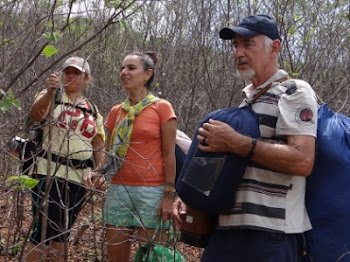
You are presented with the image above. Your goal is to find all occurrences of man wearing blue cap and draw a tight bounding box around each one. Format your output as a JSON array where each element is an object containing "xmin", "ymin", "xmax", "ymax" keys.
[{"xmin": 173, "ymin": 15, "xmax": 318, "ymax": 261}]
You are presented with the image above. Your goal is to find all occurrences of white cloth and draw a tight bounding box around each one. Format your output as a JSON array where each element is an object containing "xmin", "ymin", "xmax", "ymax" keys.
[{"xmin": 176, "ymin": 130, "xmax": 191, "ymax": 154}]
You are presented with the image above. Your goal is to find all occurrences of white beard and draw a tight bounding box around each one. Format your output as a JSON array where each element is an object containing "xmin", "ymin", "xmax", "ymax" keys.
[{"xmin": 236, "ymin": 68, "xmax": 256, "ymax": 81}]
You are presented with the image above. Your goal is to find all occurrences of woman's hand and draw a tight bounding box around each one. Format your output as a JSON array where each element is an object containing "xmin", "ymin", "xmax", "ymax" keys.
[
  {"xmin": 157, "ymin": 188, "xmax": 176, "ymax": 222},
  {"xmin": 84, "ymin": 171, "xmax": 106, "ymax": 192},
  {"xmin": 45, "ymin": 73, "xmax": 60, "ymax": 94}
]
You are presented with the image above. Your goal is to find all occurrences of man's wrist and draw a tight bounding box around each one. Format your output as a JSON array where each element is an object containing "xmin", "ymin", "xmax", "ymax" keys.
[{"xmin": 246, "ymin": 138, "xmax": 258, "ymax": 159}]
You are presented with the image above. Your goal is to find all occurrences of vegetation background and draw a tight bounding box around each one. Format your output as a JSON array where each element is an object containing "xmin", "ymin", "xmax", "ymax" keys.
[{"xmin": 0, "ymin": 0, "xmax": 349, "ymax": 261}]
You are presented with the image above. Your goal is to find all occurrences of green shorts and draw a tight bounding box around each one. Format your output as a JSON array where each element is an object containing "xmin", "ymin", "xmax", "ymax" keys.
[{"xmin": 103, "ymin": 184, "xmax": 169, "ymax": 229}]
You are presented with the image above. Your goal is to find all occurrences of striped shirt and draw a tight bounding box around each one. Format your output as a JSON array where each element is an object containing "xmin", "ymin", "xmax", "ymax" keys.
[{"xmin": 218, "ymin": 70, "xmax": 318, "ymax": 233}]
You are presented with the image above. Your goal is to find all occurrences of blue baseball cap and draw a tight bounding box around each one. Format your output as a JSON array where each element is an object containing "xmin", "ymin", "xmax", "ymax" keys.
[{"xmin": 219, "ymin": 14, "xmax": 282, "ymax": 41}]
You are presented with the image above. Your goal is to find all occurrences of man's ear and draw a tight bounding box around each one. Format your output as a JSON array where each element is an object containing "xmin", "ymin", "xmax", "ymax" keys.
[{"xmin": 271, "ymin": 39, "xmax": 281, "ymax": 55}]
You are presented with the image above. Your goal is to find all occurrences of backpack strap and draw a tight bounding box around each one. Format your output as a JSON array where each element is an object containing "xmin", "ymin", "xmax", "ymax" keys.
[
  {"xmin": 85, "ymin": 98, "xmax": 98, "ymax": 118},
  {"xmin": 54, "ymin": 90, "xmax": 62, "ymax": 105},
  {"xmin": 250, "ymin": 76, "xmax": 290, "ymax": 104},
  {"xmin": 54, "ymin": 93, "xmax": 98, "ymax": 118}
]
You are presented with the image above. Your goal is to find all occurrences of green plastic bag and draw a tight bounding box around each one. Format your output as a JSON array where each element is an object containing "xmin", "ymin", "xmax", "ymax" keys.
[
  {"xmin": 133, "ymin": 223, "xmax": 186, "ymax": 262},
  {"xmin": 133, "ymin": 242, "xmax": 186, "ymax": 262}
]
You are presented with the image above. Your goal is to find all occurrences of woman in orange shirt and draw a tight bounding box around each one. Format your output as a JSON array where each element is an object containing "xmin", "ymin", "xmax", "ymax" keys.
[{"xmin": 102, "ymin": 51, "xmax": 177, "ymax": 262}]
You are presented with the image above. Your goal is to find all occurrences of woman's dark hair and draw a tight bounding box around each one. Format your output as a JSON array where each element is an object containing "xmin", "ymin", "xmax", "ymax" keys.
[{"xmin": 128, "ymin": 51, "xmax": 157, "ymax": 89}]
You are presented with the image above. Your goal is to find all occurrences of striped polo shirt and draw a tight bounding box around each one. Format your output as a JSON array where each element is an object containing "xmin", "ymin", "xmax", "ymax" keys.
[{"xmin": 218, "ymin": 70, "xmax": 318, "ymax": 233}]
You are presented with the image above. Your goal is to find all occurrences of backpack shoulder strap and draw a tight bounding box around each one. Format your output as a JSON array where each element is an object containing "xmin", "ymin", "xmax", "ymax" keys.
[
  {"xmin": 54, "ymin": 92, "xmax": 98, "ymax": 118},
  {"xmin": 85, "ymin": 98, "xmax": 98, "ymax": 118},
  {"xmin": 54, "ymin": 91, "xmax": 62, "ymax": 105}
]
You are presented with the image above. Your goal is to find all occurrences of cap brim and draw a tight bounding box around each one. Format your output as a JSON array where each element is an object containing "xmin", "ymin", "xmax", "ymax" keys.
[
  {"xmin": 62, "ymin": 64, "xmax": 86, "ymax": 73},
  {"xmin": 219, "ymin": 26, "xmax": 260, "ymax": 40}
]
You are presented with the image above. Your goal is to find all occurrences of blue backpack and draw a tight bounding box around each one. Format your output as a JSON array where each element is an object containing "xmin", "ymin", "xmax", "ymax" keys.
[
  {"xmin": 175, "ymin": 145, "xmax": 186, "ymax": 184},
  {"xmin": 304, "ymin": 103, "xmax": 350, "ymax": 262},
  {"xmin": 176, "ymin": 106, "xmax": 260, "ymax": 214}
]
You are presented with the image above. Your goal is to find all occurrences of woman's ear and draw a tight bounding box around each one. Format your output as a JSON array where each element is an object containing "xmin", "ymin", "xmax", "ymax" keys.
[
  {"xmin": 84, "ymin": 74, "xmax": 91, "ymax": 86},
  {"xmin": 145, "ymin": 68, "xmax": 153, "ymax": 81}
]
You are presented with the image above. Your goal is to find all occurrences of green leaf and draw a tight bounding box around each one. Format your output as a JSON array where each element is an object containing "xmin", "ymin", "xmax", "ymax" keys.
[
  {"xmin": 43, "ymin": 45, "xmax": 58, "ymax": 57},
  {"xmin": 288, "ymin": 27, "xmax": 295, "ymax": 36},
  {"xmin": 120, "ymin": 19, "xmax": 127, "ymax": 28},
  {"xmin": 0, "ymin": 89, "xmax": 21, "ymax": 110},
  {"xmin": 45, "ymin": 22, "xmax": 53, "ymax": 27},
  {"xmin": 11, "ymin": 99, "xmax": 21, "ymax": 108},
  {"xmin": 19, "ymin": 175, "xmax": 31, "ymax": 181},
  {"xmin": 7, "ymin": 89, "xmax": 14, "ymax": 99},
  {"xmin": 0, "ymin": 100, "xmax": 12, "ymax": 111},
  {"xmin": 6, "ymin": 175, "xmax": 39, "ymax": 190},
  {"xmin": 43, "ymin": 32, "xmax": 52, "ymax": 40},
  {"xmin": 23, "ymin": 179, "xmax": 39, "ymax": 189},
  {"xmin": 6, "ymin": 176, "xmax": 20, "ymax": 182},
  {"xmin": 12, "ymin": 186, "xmax": 22, "ymax": 191},
  {"xmin": 52, "ymin": 31, "xmax": 61, "ymax": 43},
  {"xmin": 0, "ymin": 22, "xmax": 3, "ymax": 26},
  {"xmin": 105, "ymin": 0, "xmax": 122, "ymax": 8},
  {"xmin": 51, "ymin": 34, "xmax": 57, "ymax": 43},
  {"xmin": 43, "ymin": 32, "xmax": 61, "ymax": 43}
]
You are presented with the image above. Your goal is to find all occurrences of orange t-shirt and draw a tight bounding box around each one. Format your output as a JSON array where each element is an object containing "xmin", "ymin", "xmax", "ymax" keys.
[{"xmin": 105, "ymin": 99, "xmax": 176, "ymax": 186}]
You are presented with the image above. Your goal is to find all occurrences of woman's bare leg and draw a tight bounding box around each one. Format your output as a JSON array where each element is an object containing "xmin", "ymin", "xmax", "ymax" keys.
[{"xmin": 106, "ymin": 225, "xmax": 133, "ymax": 262}]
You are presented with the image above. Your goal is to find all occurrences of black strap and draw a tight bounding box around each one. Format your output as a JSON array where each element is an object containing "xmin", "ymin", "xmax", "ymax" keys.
[
  {"xmin": 54, "ymin": 92, "xmax": 97, "ymax": 118},
  {"xmin": 55, "ymin": 100, "xmax": 96, "ymax": 117},
  {"xmin": 38, "ymin": 150, "xmax": 94, "ymax": 169}
]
